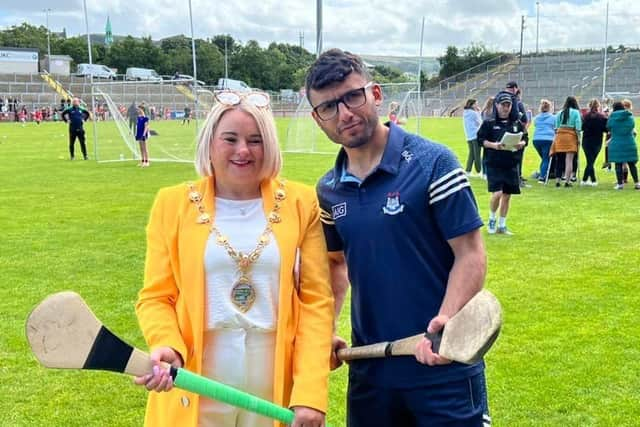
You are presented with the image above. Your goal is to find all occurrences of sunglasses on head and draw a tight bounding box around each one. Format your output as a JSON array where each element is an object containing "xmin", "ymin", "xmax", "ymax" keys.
[{"xmin": 214, "ymin": 91, "xmax": 270, "ymax": 108}]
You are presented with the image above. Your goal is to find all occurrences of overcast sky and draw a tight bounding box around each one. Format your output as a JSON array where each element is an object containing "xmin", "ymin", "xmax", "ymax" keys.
[{"xmin": 1, "ymin": 0, "xmax": 640, "ymax": 57}]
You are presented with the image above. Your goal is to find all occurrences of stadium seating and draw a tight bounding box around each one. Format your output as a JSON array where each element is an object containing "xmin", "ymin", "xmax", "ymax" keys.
[
  {"xmin": 438, "ymin": 50, "xmax": 640, "ymax": 115},
  {"xmin": 0, "ymin": 73, "xmax": 197, "ymax": 115}
]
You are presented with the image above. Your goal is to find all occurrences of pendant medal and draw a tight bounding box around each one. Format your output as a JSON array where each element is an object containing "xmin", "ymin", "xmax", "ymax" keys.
[{"xmin": 231, "ymin": 276, "xmax": 256, "ymax": 312}]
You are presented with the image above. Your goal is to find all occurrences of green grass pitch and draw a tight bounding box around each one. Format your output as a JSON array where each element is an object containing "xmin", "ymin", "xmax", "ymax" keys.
[{"xmin": 1, "ymin": 117, "xmax": 639, "ymax": 426}]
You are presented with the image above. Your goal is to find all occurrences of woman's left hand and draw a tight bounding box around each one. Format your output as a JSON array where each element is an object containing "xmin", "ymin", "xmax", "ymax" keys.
[{"xmin": 290, "ymin": 406, "xmax": 325, "ymax": 427}]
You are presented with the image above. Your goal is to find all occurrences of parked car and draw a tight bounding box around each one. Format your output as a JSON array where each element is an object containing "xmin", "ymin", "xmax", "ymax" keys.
[
  {"xmin": 125, "ymin": 67, "xmax": 162, "ymax": 82},
  {"xmin": 172, "ymin": 74, "xmax": 205, "ymax": 86},
  {"xmin": 216, "ymin": 78, "xmax": 251, "ymax": 92},
  {"xmin": 76, "ymin": 63, "xmax": 116, "ymax": 79}
]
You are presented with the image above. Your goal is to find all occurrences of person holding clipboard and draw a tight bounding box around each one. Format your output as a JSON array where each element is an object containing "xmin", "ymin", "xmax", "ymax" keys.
[{"xmin": 477, "ymin": 93, "xmax": 528, "ymax": 235}]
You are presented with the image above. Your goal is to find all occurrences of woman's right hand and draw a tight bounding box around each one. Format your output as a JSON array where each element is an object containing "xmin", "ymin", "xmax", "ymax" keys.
[{"xmin": 133, "ymin": 347, "xmax": 184, "ymax": 392}]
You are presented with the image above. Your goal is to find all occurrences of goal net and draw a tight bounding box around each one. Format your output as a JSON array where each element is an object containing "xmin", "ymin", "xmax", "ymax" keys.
[
  {"xmin": 282, "ymin": 82, "xmax": 423, "ymax": 154},
  {"xmin": 604, "ymin": 92, "xmax": 640, "ymax": 115},
  {"xmin": 89, "ymin": 80, "xmax": 198, "ymax": 163}
]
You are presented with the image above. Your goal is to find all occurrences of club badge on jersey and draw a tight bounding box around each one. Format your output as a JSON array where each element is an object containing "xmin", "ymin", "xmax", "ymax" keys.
[{"xmin": 382, "ymin": 192, "xmax": 404, "ymax": 215}]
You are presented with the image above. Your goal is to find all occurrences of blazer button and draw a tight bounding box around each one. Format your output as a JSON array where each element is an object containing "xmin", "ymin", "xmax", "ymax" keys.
[{"xmin": 181, "ymin": 396, "xmax": 190, "ymax": 407}]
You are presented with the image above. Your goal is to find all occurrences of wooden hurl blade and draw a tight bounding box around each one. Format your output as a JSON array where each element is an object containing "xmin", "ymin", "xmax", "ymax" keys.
[
  {"xmin": 26, "ymin": 291, "xmax": 152, "ymax": 376},
  {"xmin": 337, "ymin": 289, "xmax": 502, "ymax": 364}
]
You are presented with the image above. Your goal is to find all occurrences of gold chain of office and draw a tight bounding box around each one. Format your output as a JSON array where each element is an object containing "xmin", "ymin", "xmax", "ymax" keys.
[{"xmin": 186, "ymin": 181, "xmax": 286, "ymax": 312}]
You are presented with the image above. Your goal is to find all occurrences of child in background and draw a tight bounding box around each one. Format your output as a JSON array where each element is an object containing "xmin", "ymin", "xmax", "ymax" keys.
[{"xmin": 135, "ymin": 106, "xmax": 150, "ymax": 167}]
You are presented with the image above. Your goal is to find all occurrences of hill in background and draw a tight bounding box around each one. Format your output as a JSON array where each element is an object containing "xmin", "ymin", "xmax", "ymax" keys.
[{"xmin": 361, "ymin": 54, "xmax": 440, "ymax": 77}]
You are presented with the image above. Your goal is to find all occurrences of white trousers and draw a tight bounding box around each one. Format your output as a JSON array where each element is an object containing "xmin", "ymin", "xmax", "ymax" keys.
[{"xmin": 198, "ymin": 328, "xmax": 276, "ymax": 427}]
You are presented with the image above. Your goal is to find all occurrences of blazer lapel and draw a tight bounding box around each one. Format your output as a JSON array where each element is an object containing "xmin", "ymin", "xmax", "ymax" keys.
[{"xmin": 182, "ymin": 176, "xmax": 215, "ymax": 365}]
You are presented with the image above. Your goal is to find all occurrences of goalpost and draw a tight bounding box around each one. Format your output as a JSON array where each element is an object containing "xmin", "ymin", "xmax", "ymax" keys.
[
  {"xmin": 282, "ymin": 82, "xmax": 422, "ymax": 154},
  {"xmin": 604, "ymin": 91, "xmax": 640, "ymax": 115},
  {"xmin": 87, "ymin": 80, "xmax": 198, "ymax": 163}
]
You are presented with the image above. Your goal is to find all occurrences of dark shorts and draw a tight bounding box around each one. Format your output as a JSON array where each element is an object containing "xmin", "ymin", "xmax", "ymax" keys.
[
  {"xmin": 347, "ymin": 372, "xmax": 490, "ymax": 427},
  {"xmin": 486, "ymin": 166, "xmax": 520, "ymax": 195},
  {"xmin": 137, "ymin": 136, "xmax": 147, "ymax": 142}
]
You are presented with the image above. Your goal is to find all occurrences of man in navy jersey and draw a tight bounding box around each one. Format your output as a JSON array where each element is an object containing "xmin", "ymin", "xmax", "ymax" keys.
[
  {"xmin": 306, "ymin": 49, "xmax": 490, "ymax": 427},
  {"xmin": 477, "ymin": 93, "xmax": 528, "ymax": 235},
  {"xmin": 61, "ymin": 97, "xmax": 90, "ymax": 160}
]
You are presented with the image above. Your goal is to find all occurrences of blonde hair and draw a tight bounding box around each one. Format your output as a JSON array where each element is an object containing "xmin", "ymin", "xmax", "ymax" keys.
[
  {"xmin": 194, "ymin": 101, "xmax": 282, "ymax": 179},
  {"xmin": 622, "ymin": 98, "xmax": 633, "ymax": 110},
  {"xmin": 539, "ymin": 99, "xmax": 552, "ymax": 113},
  {"xmin": 481, "ymin": 96, "xmax": 494, "ymax": 114},
  {"xmin": 388, "ymin": 101, "xmax": 399, "ymax": 115},
  {"xmin": 588, "ymin": 98, "xmax": 601, "ymax": 113}
]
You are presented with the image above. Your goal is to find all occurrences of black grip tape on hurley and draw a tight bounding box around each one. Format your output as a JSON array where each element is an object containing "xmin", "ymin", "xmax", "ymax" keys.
[{"xmin": 83, "ymin": 326, "xmax": 134, "ymax": 373}]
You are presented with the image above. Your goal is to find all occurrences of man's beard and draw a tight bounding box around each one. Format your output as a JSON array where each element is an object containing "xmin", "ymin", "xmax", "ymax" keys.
[{"xmin": 338, "ymin": 118, "xmax": 374, "ymax": 149}]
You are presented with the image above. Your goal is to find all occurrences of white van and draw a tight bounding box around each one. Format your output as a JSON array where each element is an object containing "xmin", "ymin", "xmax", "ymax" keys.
[
  {"xmin": 125, "ymin": 67, "xmax": 162, "ymax": 82},
  {"xmin": 217, "ymin": 78, "xmax": 251, "ymax": 92},
  {"xmin": 173, "ymin": 74, "xmax": 205, "ymax": 86},
  {"xmin": 76, "ymin": 63, "xmax": 116, "ymax": 79}
]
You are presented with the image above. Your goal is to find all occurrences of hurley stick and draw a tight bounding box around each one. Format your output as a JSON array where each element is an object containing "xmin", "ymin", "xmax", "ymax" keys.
[
  {"xmin": 337, "ymin": 289, "xmax": 502, "ymax": 364},
  {"xmin": 26, "ymin": 291, "xmax": 325, "ymax": 426}
]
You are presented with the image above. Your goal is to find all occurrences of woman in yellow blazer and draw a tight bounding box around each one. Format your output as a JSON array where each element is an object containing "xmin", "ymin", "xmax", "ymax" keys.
[{"xmin": 134, "ymin": 91, "xmax": 334, "ymax": 427}]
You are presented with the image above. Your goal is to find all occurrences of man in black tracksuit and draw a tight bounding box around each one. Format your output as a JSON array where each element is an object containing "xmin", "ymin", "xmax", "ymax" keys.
[
  {"xmin": 477, "ymin": 92, "xmax": 528, "ymax": 236},
  {"xmin": 61, "ymin": 97, "xmax": 91, "ymax": 160}
]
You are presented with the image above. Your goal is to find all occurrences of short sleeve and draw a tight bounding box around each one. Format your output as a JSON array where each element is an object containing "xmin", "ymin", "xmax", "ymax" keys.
[
  {"xmin": 426, "ymin": 149, "xmax": 483, "ymax": 240},
  {"xmin": 316, "ymin": 187, "xmax": 344, "ymax": 252},
  {"xmin": 477, "ymin": 121, "xmax": 490, "ymax": 146}
]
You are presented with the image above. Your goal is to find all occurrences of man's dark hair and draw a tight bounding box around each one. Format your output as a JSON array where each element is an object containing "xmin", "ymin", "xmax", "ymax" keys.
[
  {"xmin": 305, "ymin": 49, "xmax": 371, "ymax": 102},
  {"xmin": 612, "ymin": 101, "xmax": 625, "ymax": 112}
]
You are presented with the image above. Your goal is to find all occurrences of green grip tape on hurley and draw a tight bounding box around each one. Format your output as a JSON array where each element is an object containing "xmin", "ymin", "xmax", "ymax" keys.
[{"xmin": 171, "ymin": 367, "xmax": 331, "ymax": 426}]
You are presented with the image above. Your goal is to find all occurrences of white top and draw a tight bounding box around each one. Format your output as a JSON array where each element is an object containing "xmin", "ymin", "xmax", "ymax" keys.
[
  {"xmin": 204, "ymin": 197, "xmax": 280, "ymax": 331},
  {"xmin": 463, "ymin": 108, "xmax": 483, "ymax": 140}
]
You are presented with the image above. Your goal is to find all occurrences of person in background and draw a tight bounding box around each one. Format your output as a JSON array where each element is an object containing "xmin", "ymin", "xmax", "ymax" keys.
[
  {"xmin": 183, "ymin": 104, "xmax": 192, "ymax": 125},
  {"xmin": 135, "ymin": 106, "xmax": 150, "ymax": 167},
  {"xmin": 550, "ymin": 96, "xmax": 581, "ymax": 188},
  {"xmin": 34, "ymin": 108, "xmax": 43, "ymax": 125},
  {"xmin": 463, "ymin": 98, "xmax": 483, "ymax": 176},
  {"xmin": 619, "ymin": 99, "xmax": 636, "ymax": 183},
  {"xmin": 607, "ymin": 101, "xmax": 639, "ymax": 190},
  {"xmin": 128, "ymin": 101, "xmax": 138, "ymax": 134},
  {"xmin": 477, "ymin": 92, "xmax": 528, "ymax": 235},
  {"xmin": 580, "ymin": 99, "xmax": 608, "ymax": 186},
  {"xmin": 134, "ymin": 90, "xmax": 334, "ymax": 427},
  {"xmin": 388, "ymin": 101, "xmax": 400, "ymax": 125},
  {"xmin": 532, "ymin": 99, "xmax": 556, "ymax": 184},
  {"xmin": 481, "ymin": 96, "xmax": 494, "ymax": 121},
  {"xmin": 61, "ymin": 97, "xmax": 91, "ymax": 160},
  {"xmin": 479, "ymin": 96, "xmax": 495, "ymax": 179}
]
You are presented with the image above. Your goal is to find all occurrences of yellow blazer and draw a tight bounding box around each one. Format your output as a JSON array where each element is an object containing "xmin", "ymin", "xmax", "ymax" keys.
[{"xmin": 136, "ymin": 176, "xmax": 334, "ymax": 427}]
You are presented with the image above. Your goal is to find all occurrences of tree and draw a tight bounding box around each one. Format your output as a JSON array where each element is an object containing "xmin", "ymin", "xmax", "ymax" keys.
[
  {"xmin": 1, "ymin": 22, "xmax": 318, "ymax": 90},
  {"xmin": 212, "ymin": 35, "xmax": 238, "ymax": 56},
  {"xmin": 231, "ymin": 40, "xmax": 269, "ymax": 88},
  {"xmin": 437, "ymin": 46, "xmax": 463, "ymax": 79},
  {"xmin": 437, "ymin": 43, "xmax": 502, "ymax": 80},
  {"xmin": 371, "ymin": 65, "xmax": 410, "ymax": 84},
  {"xmin": 192, "ymin": 40, "xmax": 224, "ymax": 84},
  {"xmin": 0, "ymin": 23, "xmax": 49, "ymax": 55}
]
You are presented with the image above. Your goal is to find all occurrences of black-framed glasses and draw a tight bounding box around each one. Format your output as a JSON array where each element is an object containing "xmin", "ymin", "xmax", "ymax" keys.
[
  {"xmin": 313, "ymin": 82, "xmax": 373, "ymax": 121},
  {"xmin": 215, "ymin": 91, "xmax": 270, "ymax": 108}
]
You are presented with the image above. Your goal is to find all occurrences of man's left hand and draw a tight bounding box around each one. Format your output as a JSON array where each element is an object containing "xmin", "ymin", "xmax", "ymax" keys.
[
  {"xmin": 415, "ymin": 314, "xmax": 453, "ymax": 366},
  {"xmin": 290, "ymin": 406, "xmax": 325, "ymax": 427}
]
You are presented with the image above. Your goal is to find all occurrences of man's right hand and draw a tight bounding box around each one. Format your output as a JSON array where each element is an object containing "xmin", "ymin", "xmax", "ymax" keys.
[{"xmin": 330, "ymin": 335, "xmax": 348, "ymax": 370}]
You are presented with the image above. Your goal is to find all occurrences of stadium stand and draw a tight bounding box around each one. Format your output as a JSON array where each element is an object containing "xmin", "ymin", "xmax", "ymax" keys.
[{"xmin": 436, "ymin": 49, "xmax": 640, "ymax": 116}]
